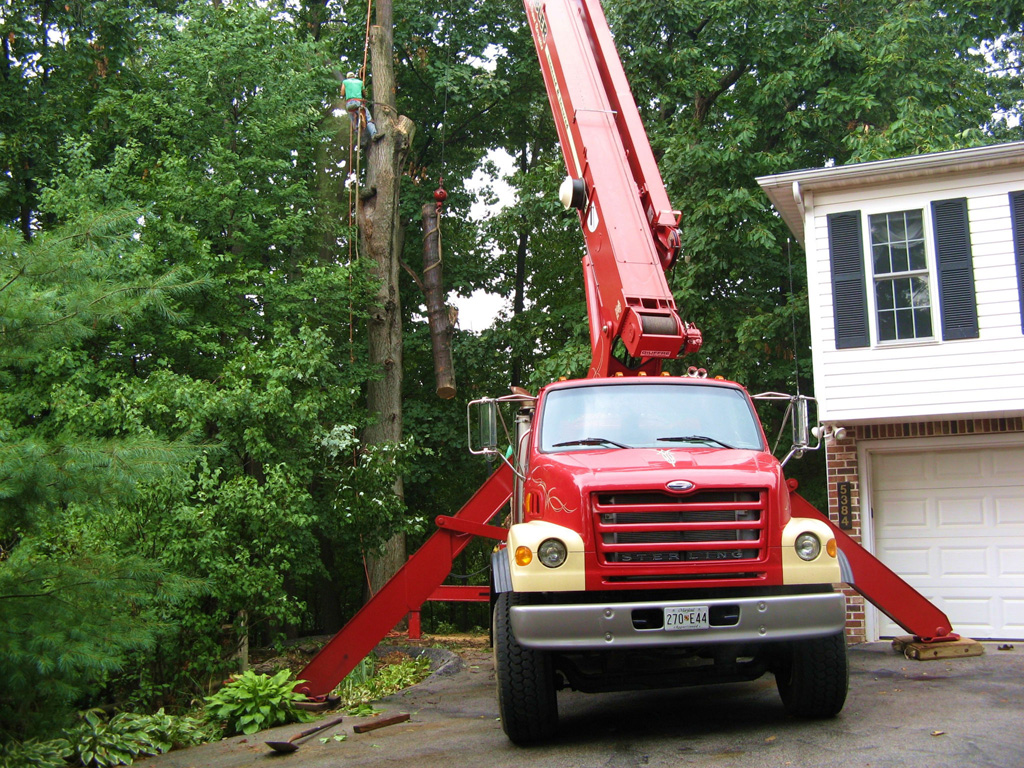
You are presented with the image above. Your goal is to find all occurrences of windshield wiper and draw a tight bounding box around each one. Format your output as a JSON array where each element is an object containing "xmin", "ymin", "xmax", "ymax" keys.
[
  {"xmin": 657, "ymin": 435, "xmax": 735, "ymax": 449},
  {"xmin": 553, "ymin": 437, "xmax": 632, "ymax": 449}
]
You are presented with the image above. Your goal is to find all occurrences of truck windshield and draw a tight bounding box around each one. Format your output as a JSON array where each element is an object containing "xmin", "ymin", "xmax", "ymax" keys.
[{"xmin": 539, "ymin": 383, "xmax": 764, "ymax": 453}]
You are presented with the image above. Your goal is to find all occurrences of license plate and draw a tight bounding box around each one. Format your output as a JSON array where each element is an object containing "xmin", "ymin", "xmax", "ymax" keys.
[{"xmin": 664, "ymin": 606, "xmax": 709, "ymax": 631}]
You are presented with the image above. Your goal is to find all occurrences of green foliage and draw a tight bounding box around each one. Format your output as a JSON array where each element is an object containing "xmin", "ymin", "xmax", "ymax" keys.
[
  {"xmin": 63, "ymin": 709, "xmax": 166, "ymax": 767},
  {"xmin": 333, "ymin": 655, "xmax": 432, "ymax": 711},
  {"xmin": 0, "ymin": 209, "xmax": 205, "ymax": 737},
  {"xmin": 203, "ymin": 669, "xmax": 312, "ymax": 736},
  {"xmin": 0, "ymin": 738, "xmax": 71, "ymax": 768},
  {"xmin": 58, "ymin": 707, "xmax": 213, "ymax": 767}
]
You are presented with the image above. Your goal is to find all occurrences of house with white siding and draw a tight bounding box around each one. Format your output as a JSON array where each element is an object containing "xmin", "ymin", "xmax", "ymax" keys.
[{"xmin": 757, "ymin": 142, "xmax": 1024, "ymax": 642}]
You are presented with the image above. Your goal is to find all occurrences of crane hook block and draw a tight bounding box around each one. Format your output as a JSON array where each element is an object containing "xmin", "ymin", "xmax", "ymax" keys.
[{"xmin": 434, "ymin": 181, "xmax": 448, "ymax": 214}]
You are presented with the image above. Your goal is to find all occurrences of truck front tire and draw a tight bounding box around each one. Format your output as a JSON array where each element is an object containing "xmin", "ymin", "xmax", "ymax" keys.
[
  {"xmin": 494, "ymin": 591, "xmax": 558, "ymax": 744},
  {"xmin": 774, "ymin": 631, "xmax": 849, "ymax": 718}
]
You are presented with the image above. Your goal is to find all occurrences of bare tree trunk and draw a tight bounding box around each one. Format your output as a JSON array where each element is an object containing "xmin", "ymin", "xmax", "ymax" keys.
[
  {"xmin": 421, "ymin": 202, "xmax": 456, "ymax": 399},
  {"xmin": 359, "ymin": 1, "xmax": 416, "ymax": 597}
]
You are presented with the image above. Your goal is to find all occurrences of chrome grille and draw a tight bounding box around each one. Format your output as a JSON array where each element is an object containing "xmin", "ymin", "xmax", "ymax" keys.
[{"xmin": 594, "ymin": 490, "xmax": 766, "ymax": 564}]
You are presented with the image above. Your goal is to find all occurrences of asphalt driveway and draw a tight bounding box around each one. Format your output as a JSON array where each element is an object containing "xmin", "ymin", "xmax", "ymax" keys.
[{"xmin": 142, "ymin": 641, "xmax": 1023, "ymax": 768}]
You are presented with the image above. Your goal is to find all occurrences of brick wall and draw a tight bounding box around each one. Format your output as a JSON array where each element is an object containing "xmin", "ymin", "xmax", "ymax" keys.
[{"xmin": 824, "ymin": 416, "xmax": 1024, "ymax": 643}]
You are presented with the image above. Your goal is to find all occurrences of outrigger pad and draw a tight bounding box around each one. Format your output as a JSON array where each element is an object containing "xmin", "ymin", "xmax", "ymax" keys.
[{"xmin": 891, "ymin": 635, "xmax": 985, "ymax": 661}]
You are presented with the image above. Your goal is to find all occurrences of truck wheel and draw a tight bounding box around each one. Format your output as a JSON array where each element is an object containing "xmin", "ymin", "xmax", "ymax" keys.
[
  {"xmin": 493, "ymin": 591, "xmax": 558, "ymax": 744},
  {"xmin": 774, "ymin": 631, "xmax": 849, "ymax": 718}
]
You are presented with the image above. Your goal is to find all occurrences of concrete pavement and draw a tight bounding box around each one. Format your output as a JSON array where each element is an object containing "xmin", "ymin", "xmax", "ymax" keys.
[{"xmin": 142, "ymin": 641, "xmax": 1023, "ymax": 768}]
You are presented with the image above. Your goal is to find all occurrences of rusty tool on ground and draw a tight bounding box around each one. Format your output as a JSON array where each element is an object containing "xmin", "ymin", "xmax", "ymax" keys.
[
  {"xmin": 265, "ymin": 714, "xmax": 345, "ymax": 754},
  {"xmin": 352, "ymin": 713, "xmax": 410, "ymax": 733}
]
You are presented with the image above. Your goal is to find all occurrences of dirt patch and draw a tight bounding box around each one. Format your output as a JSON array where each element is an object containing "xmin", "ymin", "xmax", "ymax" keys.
[{"xmin": 247, "ymin": 632, "xmax": 489, "ymax": 678}]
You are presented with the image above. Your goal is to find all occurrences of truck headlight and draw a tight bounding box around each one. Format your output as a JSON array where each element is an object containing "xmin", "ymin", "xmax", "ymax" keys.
[
  {"xmin": 795, "ymin": 533, "xmax": 821, "ymax": 561},
  {"xmin": 537, "ymin": 538, "xmax": 568, "ymax": 568}
]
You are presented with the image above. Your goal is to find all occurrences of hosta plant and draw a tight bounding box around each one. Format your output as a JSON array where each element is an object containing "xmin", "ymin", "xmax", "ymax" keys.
[
  {"xmin": 204, "ymin": 669, "xmax": 312, "ymax": 736},
  {"xmin": 64, "ymin": 709, "xmax": 168, "ymax": 767},
  {"xmin": 0, "ymin": 737, "xmax": 71, "ymax": 768}
]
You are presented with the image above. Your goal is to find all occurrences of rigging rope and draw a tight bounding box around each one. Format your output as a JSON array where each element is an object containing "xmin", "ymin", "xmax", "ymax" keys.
[{"xmin": 347, "ymin": 0, "xmax": 376, "ymax": 362}]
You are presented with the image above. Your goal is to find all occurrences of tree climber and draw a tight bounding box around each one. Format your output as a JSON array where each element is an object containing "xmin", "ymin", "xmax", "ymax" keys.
[{"xmin": 342, "ymin": 70, "xmax": 380, "ymax": 142}]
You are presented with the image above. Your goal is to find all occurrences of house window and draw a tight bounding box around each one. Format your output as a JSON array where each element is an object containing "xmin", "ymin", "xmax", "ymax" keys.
[
  {"xmin": 869, "ymin": 210, "xmax": 933, "ymax": 341},
  {"xmin": 827, "ymin": 199, "xmax": 976, "ymax": 349}
]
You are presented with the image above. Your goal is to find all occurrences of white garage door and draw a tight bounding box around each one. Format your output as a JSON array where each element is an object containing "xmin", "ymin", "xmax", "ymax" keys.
[{"xmin": 870, "ymin": 443, "xmax": 1024, "ymax": 640}]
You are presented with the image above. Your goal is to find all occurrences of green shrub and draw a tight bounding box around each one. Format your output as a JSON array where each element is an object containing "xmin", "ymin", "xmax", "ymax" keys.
[
  {"xmin": 0, "ymin": 737, "xmax": 71, "ymax": 768},
  {"xmin": 63, "ymin": 709, "xmax": 169, "ymax": 767},
  {"xmin": 203, "ymin": 669, "xmax": 312, "ymax": 736},
  {"xmin": 334, "ymin": 654, "xmax": 431, "ymax": 711},
  {"xmin": 125, "ymin": 708, "xmax": 217, "ymax": 751}
]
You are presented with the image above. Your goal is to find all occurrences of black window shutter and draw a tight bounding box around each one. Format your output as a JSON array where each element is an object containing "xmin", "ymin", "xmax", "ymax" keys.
[
  {"xmin": 827, "ymin": 211, "xmax": 869, "ymax": 349},
  {"xmin": 1010, "ymin": 191, "xmax": 1024, "ymax": 334},
  {"xmin": 931, "ymin": 197, "xmax": 978, "ymax": 340}
]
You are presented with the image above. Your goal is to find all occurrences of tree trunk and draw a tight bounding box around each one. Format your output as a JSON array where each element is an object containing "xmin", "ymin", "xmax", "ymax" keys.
[
  {"xmin": 421, "ymin": 202, "xmax": 456, "ymax": 399},
  {"xmin": 359, "ymin": 2, "xmax": 416, "ymax": 597}
]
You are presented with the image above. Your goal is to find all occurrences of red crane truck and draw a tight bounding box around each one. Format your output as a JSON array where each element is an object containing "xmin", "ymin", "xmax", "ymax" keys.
[
  {"xmin": 295, "ymin": 0, "xmax": 958, "ymax": 745},
  {"xmin": 474, "ymin": 0, "xmax": 846, "ymax": 744}
]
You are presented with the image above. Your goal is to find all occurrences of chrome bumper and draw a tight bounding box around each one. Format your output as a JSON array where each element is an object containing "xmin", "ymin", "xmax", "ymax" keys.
[{"xmin": 510, "ymin": 593, "xmax": 846, "ymax": 651}]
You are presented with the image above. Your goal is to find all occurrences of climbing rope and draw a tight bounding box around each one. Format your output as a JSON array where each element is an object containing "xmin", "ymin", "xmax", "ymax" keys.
[{"xmin": 345, "ymin": 0, "xmax": 376, "ymax": 361}]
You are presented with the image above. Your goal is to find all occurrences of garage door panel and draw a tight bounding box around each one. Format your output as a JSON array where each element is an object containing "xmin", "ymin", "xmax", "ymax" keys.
[
  {"xmin": 998, "ymin": 549, "xmax": 1024, "ymax": 577},
  {"xmin": 873, "ymin": 454, "xmax": 928, "ymax": 489},
  {"xmin": 995, "ymin": 498, "xmax": 1024, "ymax": 525},
  {"xmin": 872, "ymin": 443, "xmax": 1024, "ymax": 640},
  {"xmin": 939, "ymin": 548, "xmax": 990, "ymax": 578},
  {"xmin": 992, "ymin": 448, "xmax": 1024, "ymax": 476},
  {"xmin": 1004, "ymin": 600, "xmax": 1024, "ymax": 636},
  {"xmin": 937, "ymin": 597, "xmax": 994, "ymax": 624},
  {"xmin": 934, "ymin": 450, "xmax": 984, "ymax": 480},
  {"xmin": 936, "ymin": 498, "xmax": 985, "ymax": 527},
  {"xmin": 880, "ymin": 547, "xmax": 931, "ymax": 577},
  {"xmin": 878, "ymin": 499, "xmax": 929, "ymax": 528}
]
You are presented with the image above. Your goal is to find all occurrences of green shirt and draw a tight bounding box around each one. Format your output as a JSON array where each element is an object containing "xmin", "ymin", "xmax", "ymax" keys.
[{"xmin": 343, "ymin": 78, "xmax": 364, "ymax": 101}]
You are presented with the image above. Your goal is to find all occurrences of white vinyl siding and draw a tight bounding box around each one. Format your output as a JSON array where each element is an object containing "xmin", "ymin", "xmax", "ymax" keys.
[{"xmin": 806, "ymin": 168, "xmax": 1024, "ymax": 424}]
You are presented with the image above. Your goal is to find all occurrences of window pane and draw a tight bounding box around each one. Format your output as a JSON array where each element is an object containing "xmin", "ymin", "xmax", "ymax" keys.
[
  {"xmin": 876, "ymin": 280, "xmax": 895, "ymax": 310},
  {"xmin": 914, "ymin": 307, "xmax": 933, "ymax": 337},
  {"xmin": 904, "ymin": 210, "xmax": 924, "ymax": 241},
  {"xmin": 878, "ymin": 309, "xmax": 896, "ymax": 341},
  {"xmin": 895, "ymin": 307, "xmax": 915, "ymax": 339},
  {"xmin": 873, "ymin": 244, "xmax": 891, "ymax": 273},
  {"xmin": 870, "ymin": 216, "xmax": 888, "ymax": 246},
  {"xmin": 890, "ymin": 212, "xmax": 907, "ymax": 241},
  {"xmin": 911, "ymin": 276, "xmax": 930, "ymax": 309},
  {"xmin": 909, "ymin": 240, "xmax": 927, "ymax": 271},
  {"xmin": 891, "ymin": 243, "xmax": 910, "ymax": 273},
  {"xmin": 894, "ymin": 277, "xmax": 913, "ymax": 310}
]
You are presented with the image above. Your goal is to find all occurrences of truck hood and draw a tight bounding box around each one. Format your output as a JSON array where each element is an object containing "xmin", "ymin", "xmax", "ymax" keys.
[
  {"xmin": 528, "ymin": 447, "xmax": 782, "ymax": 501},
  {"xmin": 546, "ymin": 447, "xmax": 777, "ymax": 475}
]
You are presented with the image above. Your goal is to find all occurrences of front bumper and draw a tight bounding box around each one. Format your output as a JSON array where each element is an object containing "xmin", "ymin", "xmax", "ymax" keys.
[{"xmin": 510, "ymin": 592, "xmax": 846, "ymax": 651}]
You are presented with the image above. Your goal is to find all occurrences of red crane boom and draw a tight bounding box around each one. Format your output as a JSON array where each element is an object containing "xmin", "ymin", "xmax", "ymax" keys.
[{"xmin": 524, "ymin": 0, "xmax": 702, "ymax": 376}]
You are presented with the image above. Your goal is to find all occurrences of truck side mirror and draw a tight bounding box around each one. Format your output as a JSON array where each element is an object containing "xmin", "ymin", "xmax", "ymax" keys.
[
  {"xmin": 792, "ymin": 396, "xmax": 811, "ymax": 454},
  {"xmin": 781, "ymin": 395, "xmax": 821, "ymax": 466},
  {"xmin": 753, "ymin": 391, "xmax": 821, "ymax": 466},
  {"xmin": 481, "ymin": 400, "xmax": 498, "ymax": 452},
  {"xmin": 468, "ymin": 398, "xmax": 499, "ymax": 455}
]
